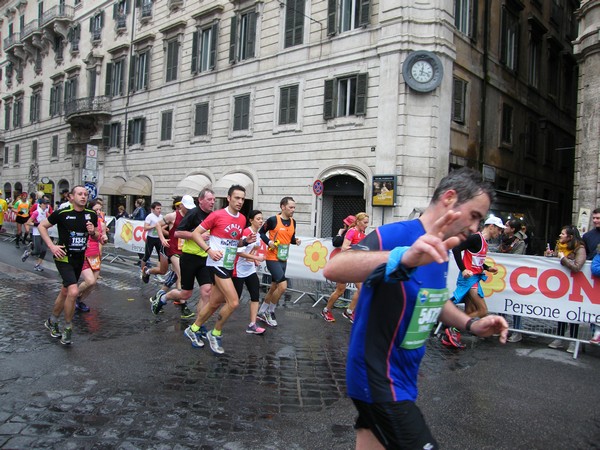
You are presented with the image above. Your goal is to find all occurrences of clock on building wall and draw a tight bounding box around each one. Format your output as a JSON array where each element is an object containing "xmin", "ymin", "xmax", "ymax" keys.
[{"xmin": 402, "ymin": 51, "xmax": 444, "ymax": 93}]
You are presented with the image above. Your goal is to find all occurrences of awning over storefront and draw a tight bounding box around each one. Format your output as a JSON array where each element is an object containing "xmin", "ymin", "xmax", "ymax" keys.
[
  {"xmin": 98, "ymin": 177, "xmax": 126, "ymax": 195},
  {"xmin": 174, "ymin": 174, "xmax": 212, "ymax": 197},
  {"xmin": 120, "ymin": 176, "xmax": 152, "ymax": 196},
  {"xmin": 213, "ymin": 173, "xmax": 254, "ymax": 200}
]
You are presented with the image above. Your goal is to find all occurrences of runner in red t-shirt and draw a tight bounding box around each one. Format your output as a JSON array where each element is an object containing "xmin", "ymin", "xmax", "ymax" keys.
[{"xmin": 183, "ymin": 185, "xmax": 256, "ymax": 354}]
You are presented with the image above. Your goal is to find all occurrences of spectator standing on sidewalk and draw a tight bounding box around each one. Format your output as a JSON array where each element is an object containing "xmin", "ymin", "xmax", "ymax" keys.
[
  {"xmin": 590, "ymin": 244, "xmax": 600, "ymax": 345},
  {"xmin": 498, "ymin": 219, "xmax": 526, "ymax": 343},
  {"xmin": 545, "ymin": 225, "xmax": 587, "ymax": 353},
  {"xmin": 583, "ymin": 208, "xmax": 600, "ymax": 258},
  {"xmin": 323, "ymin": 167, "xmax": 508, "ymax": 450}
]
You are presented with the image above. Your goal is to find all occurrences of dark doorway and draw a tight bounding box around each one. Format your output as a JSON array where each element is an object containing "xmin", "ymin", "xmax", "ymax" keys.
[{"xmin": 321, "ymin": 175, "xmax": 365, "ymax": 237}]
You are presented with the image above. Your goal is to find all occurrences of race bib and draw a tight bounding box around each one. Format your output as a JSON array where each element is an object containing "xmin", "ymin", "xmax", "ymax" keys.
[
  {"xmin": 223, "ymin": 246, "xmax": 237, "ymax": 270},
  {"xmin": 68, "ymin": 231, "xmax": 88, "ymax": 253},
  {"xmin": 277, "ymin": 244, "xmax": 290, "ymax": 261},
  {"xmin": 87, "ymin": 255, "xmax": 101, "ymax": 270},
  {"xmin": 400, "ymin": 288, "xmax": 448, "ymax": 350}
]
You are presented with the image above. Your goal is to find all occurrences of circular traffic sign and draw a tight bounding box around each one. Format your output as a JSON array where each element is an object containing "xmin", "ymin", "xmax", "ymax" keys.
[
  {"xmin": 85, "ymin": 182, "xmax": 97, "ymax": 200},
  {"xmin": 313, "ymin": 179, "xmax": 324, "ymax": 196}
]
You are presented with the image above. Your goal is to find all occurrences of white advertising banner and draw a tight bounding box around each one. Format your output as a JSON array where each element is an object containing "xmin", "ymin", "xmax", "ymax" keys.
[
  {"xmin": 114, "ymin": 218, "xmax": 149, "ymax": 254},
  {"xmin": 112, "ymin": 221, "xmax": 599, "ymax": 325}
]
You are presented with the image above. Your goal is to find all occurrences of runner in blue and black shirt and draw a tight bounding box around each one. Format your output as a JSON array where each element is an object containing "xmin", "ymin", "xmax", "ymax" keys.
[{"xmin": 324, "ymin": 168, "xmax": 509, "ymax": 450}]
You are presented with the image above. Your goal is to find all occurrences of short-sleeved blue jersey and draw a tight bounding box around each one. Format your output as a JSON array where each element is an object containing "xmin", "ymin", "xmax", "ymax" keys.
[{"xmin": 346, "ymin": 219, "xmax": 448, "ymax": 403}]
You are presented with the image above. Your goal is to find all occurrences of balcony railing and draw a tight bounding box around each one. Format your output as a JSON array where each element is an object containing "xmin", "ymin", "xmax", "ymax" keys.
[
  {"xmin": 65, "ymin": 96, "xmax": 111, "ymax": 120},
  {"xmin": 3, "ymin": 32, "xmax": 22, "ymax": 50},
  {"xmin": 22, "ymin": 19, "xmax": 40, "ymax": 40},
  {"xmin": 41, "ymin": 4, "xmax": 75, "ymax": 27}
]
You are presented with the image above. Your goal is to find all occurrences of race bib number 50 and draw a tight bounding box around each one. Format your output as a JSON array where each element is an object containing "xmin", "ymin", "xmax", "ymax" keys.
[{"xmin": 400, "ymin": 288, "xmax": 448, "ymax": 350}]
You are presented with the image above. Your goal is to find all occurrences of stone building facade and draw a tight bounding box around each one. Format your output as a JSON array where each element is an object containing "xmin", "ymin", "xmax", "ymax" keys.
[
  {"xmin": 0, "ymin": 0, "xmax": 581, "ymax": 248},
  {"xmin": 574, "ymin": 0, "xmax": 600, "ymax": 225}
]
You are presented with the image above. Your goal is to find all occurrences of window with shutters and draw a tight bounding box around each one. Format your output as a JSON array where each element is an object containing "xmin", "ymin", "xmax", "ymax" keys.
[
  {"xmin": 105, "ymin": 58, "xmax": 126, "ymax": 97},
  {"xmin": 526, "ymin": 120, "xmax": 537, "ymax": 160},
  {"xmin": 327, "ymin": 0, "xmax": 370, "ymax": 36},
  {"xmin": 165, "ymin": 38, "xmax": 180, "ymax": 82},
  {"xmin": 279, "ymin": 84, "xmax": 298, "ymax": 125},
  {"xmin": 455, "ymin": 0, "xmax": 477, "ymax": 39},
  {"xmin": 4, "ymin": 102, "xmax": 11, "ymax": 131},
  {"xmin": 193, "ymin": 102, "xmax": 210, "ymax": 139},
  {"xmin": 500, "ymin": 103, "xmax": 513, "ymax": 147},
  {"xmin": 3, "ymin": 147, "xmax": 8, "ymax": 167},
  {"xmin": 90, "ymin": 11, "xmax": 104, "ymax": 43},
  {"xmin": 191, "ymin": 23, "xmax": 218, "ymax": 74},
  {"xmin": 160, "ymin": 110, "xmax": 174, "ymax": 142},
  {"xmin": 31, "ymin": 140, "xmax": 38, "ymax": 162},
  {"xmin": 323, "ymin": 73, "xmax": 367, "ymax": 121},
  {"xmin": 68, "ymin": 23, "xmax": 81, "ymax": 53},
  {"xmin": 274, "ymin": 80, "xmax": 303, "ymax": 133},
  {"xmin": 64, "ymin": 76, "xmax": 78, "ymax": 110},
  {"xmin": 528, "ymin": 36, "xmax": 541, "ymax": 89},
  {"xmin": 53, "ymin": 35, "xmax": 64, "ymax": 63},
  {"xmin": 500, "ymin": 6, "xmax": 520, "ymax": 72},
  {"xmin": 233, "ymin": 94, "xmax": 250, "ymax": 132},
  {"xmin": 127, "ymin": 117, "xmax": 146, "ymax": 146},
  {"xmin": 229, "ymin": 8, "xmax": 257, "ymax": 64},
  {"xmin": 284, "ymin": 0, "xmax": 305, "ymax": 48},
  {"xmin": 130, "ymin": 50, "xmax": 150, "ymax": 92},
  {"xmin": 137, "ymin": 0, "xmax": 153, "ymax": 22},
  {"xmin": 50, "ymin": 81, "xmax": 63, "ymax": 117},
  {"xmin": 114, "ymin": 0, "xmax": 130, "ymax": 32},
  {"xmin": 13, "ymin": 95, "xmax": 23, "ymax": 129},
  {"xmin": 547, "ymin": 44, "xmax": 560, "ymax": 100},
  {"xmin": 30, "ymin": 88, "xmax": 42, "ymax": 123},
  {"xmin": 451, "ymin": 77, "xmax": 467, "ymax": 125},
  {"xmin": 102, "ymin": 122, "xmax": 121, "ymax": 149},
  {"xmin": 51, "ymin": 135, "xmax": 59, "ymax": 159},
  {"xmin": 14, "ymin": 144, "xmax": 19, "ymax": 165}
]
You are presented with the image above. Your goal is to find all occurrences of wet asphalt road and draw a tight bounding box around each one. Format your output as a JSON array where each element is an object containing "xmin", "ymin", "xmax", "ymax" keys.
[{"xmin": 0, "ymin": 239, "xmax": 598, "ymax": 449}]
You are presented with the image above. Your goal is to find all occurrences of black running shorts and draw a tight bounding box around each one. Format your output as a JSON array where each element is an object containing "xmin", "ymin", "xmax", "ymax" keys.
[
  {"xmin": 55, "ymin": 254, "xmax": 86, "ymax": 288},
  {"xmin": 265, "ymin": 260, "xmax": 287, "ymax": 283},
  {"xmin": 352, "ymin": 399, "xmax": 438, "ymax": 450},
  {"xmin": 179, "ymin": 253, "xmax": 211, "ymax": 291},
  {"xmin": 208, "ymin": 266, "xmax": 233, "ymax": 280},
  {"xmin": 233, "ymin": 273, "xmax": 260, "ymax": 301}
]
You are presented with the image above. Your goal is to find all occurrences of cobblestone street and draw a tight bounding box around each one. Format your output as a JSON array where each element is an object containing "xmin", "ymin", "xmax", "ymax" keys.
[{"xmin": 0, "ymin": 242, "xmax": 598, "ymax": 449}]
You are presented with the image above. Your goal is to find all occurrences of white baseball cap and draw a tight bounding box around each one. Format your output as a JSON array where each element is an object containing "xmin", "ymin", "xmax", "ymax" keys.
[
  {"xmin": 484, "ymin": 216, "xmax": 506, "ymax": 229},
  {"xmin": 180, "ymin": 195, "xmax": 196, "ymax": 210}
]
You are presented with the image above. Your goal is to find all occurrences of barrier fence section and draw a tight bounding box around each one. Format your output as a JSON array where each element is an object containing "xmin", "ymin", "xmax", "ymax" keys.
[{"xmin": 111, "ymin": 219, "xmax": 598, "ymax": 358}]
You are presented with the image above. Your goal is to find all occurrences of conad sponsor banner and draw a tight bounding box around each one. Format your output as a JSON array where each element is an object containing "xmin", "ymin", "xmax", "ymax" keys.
[
  {"xmin": 114, "ymin": 218, "xmax": 150, "ymax": 254},
  {"xmin": 112, "ymin": 225, "xmax": 598, "ymax": 324},
  {"xmin": 448, "ymin": 253, "xmax": 598, "ymax": 324}
]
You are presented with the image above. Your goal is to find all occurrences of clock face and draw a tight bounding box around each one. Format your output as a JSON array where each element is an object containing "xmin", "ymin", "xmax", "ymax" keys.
[
  {"xmin": 411, "ymin": 60, "xmax": 434, "ymax": 83},
  {"xmin": 402, "ymin": 51, "xmax": 444, "ymax": 93}
]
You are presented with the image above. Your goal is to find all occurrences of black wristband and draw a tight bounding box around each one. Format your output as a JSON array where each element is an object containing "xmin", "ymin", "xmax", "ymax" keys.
[{"xmin": 465, "ymin": 317, "xmax": 480, "ymax": 333}]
